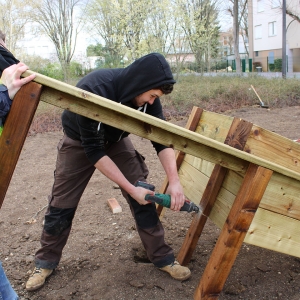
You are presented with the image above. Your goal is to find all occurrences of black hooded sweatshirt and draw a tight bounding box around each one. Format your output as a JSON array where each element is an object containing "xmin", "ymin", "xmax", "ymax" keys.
[
  {"xmin": 0, "ymin": 46, "xmax": 19, "ymax": 128},
  {"xmin": 0, "ymin": 46, "xmax": 19, "ymax": 76},
  {"xmin": 62, "ymin": 53, "xmax": 176, "ymax": 165}
]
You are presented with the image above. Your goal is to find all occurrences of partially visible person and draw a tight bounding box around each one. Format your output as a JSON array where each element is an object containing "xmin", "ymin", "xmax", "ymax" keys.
[
  {"xmin": 0, "ymin": 27, "xmax": 28, "ymax": 135},
  {"xmin": 0, "ymin": 30, "xmax": 19, "ymax": 76},
  {"xmin": 0, "ymin": 62, "xmax": 36, "ymax": 135},
  {"xmin": 0, "ymin": 262, "xmax": 18, "ymax": 300},
  {"xmin": 0, "ymin": 62, "xmax": 35, "ymax": 299}
]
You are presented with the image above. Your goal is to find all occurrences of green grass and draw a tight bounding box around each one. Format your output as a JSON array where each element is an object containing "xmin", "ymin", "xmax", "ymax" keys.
[{"xmin": 161, "ymin": 74, "xmax": 300, "ymax": 115}]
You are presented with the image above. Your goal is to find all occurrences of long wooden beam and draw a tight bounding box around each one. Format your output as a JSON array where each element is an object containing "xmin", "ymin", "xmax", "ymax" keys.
[{"xmin": 22, "ymin": 70, "xmax": 300, "ymax": 181}]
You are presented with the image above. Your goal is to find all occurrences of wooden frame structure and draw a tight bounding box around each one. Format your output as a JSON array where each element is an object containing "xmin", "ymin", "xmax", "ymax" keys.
[
  {"xmin": 0, "ymin": 82, "xmax": 42, "ymax": 208},
  {"xmin": 1, "ymin": 71, "xmax": 300, "ymax": 299}
]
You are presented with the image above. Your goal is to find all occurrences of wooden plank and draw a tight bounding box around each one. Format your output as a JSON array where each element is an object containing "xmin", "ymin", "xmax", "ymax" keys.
[
  {"xmin": 180, "ymin": 164, "xmax": 300, "ymax": 257},
  {"xmin": 177, "ymin": 118, "xmax": 253, "ymax": 266},
  {"xmin": 259, "ymin": 172, "xmax": 300, "ymax": 220},
  {"xmin": 209, "ymin": 170, "xmax": 300, "ymax": 224},
  {"xmin": 194, "ymin": 112, "xmax": 300, "ymax": 175},
  {"xmin": 245, "ymin": 124, "xmax": 300, "ymax": 174},
  {"xmin": 194, "ymin": 164, "xmax": 273, "ymax": 300},
  {"xmin": 21, "ymin": 71, "xmax": 300, "ymax": 181},
  {"xmin": 157, "ymin": 106, "xmax": 203, "ymax": 216},
  {"xmin": 177, "ymin": 164, "xmax": 228, "ymax": 266},
  {"xmin": 179, "ymin": 161, "xmax": 210, "ymax": 202},
  {"xmin": 175, "ymin": 107, "xmax": 203, "ymax": 168},
  {"xmin": 245, "ymin": 208, "xmax": 300, "ymax": 257},
  {"xmin": 184, "ymin": 155, "xmax": 215, "ymax": 177},
  {"xmin": 196, "ymin": 111, "xmax": 234, "ymax": 143},
  {"xmin": 0, "ymin": 82, "xmax": 42, "ymax": 208},
  {"xmin": 38, "ymin": 86, "xmax": 249, "ymax": 175}
]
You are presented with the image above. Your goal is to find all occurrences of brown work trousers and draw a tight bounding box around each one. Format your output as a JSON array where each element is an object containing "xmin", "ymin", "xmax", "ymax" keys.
[{"xmin": 35, "ymin": 134, "xmax": 174, "ymax": 269}]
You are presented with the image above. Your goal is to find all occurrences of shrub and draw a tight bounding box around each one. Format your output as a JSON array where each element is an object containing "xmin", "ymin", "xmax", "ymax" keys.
[
  {"xmin": 274, "ymin": 59, "xmax": 282, "ymax": 72},
  {"xmin": 39, "ymin": 63, "xmax": 64, "ymax": 80},
  {"xmin": 269, "ymin": 63, "xmax": 275, "ymax": 71}
]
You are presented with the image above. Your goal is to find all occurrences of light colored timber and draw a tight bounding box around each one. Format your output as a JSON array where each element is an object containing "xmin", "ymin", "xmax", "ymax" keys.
[
  {"xmin": 178, "ymin": 109, "xmax": 300, "ymax": 250},
  {"xmin": 179, "ymin": 157, "xmax": 300, "ymax": 258},
  {"xmin": 195, "ymin": 110, "xmax": 233, "ymax": 143},
  {"xmin": 20, "ymin": 71, "xmax": 300, "ymax": 260},
  {"xmin": 195, "ymin": 110, "xmax": 300, "ymax": 175},
  {"xmin": 181, "ymin": 156, "xmax": 300, "ymax": 222},
  {"xmin": 38, "ymin": 85, "xmax": 249, "ymax": 175},
  {"xmin": 22, "ymin": 70, "xmax": 300, "ymax": 181},
  {"xmin": 245, "ymin": 124, "xmax": 300, "ymax": 173},
  {"xmin": 245, "ymin": 208, "xmax": 300, "ymax": 257}
]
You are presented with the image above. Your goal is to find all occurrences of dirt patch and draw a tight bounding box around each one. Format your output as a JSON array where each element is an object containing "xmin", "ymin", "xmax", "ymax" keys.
[{"xmin": 1, "ymin": 105, "xmax": 300, "ymax": 300}]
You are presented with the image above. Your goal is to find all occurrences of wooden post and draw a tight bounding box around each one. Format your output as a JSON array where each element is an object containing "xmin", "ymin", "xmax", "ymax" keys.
[
  {"xmin": 157, "ymin": 106, "xmax": 203, "ymax": 217},
  {"xmin": 194, "ymin": 163, "xmax": 273, "ymax": 299},
  {"xmin": 177, "ymin": 118, "xmax": 253, "ymax": 266},
  {"xmin": 0, "ymin": 82, "xmax": 42, "ymax": 208}
]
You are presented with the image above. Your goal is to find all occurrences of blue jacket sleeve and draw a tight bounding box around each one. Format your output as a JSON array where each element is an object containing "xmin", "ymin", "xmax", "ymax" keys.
[{"xmin": 0, "ymin": 85, "xmax": 11, "ymax": 118}]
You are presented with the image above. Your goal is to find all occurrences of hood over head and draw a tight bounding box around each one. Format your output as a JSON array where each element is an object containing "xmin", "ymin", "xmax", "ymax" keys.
[{"xmin": 116, "ymin": 53, "xmax": 175, "ymax": 104}]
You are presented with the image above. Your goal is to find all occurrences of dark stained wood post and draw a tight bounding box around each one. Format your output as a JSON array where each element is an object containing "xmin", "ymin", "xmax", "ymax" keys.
[
  {"xmin": 0, "ymin": 82, "xmax": 42, "ymax": 208},
  {"xmin": 177, "ymin": 118, "xmax": 253, "ymax": 266},
  {"xmin": 194, "ymin": 163, "xmax": 273, "ymax": 299}
]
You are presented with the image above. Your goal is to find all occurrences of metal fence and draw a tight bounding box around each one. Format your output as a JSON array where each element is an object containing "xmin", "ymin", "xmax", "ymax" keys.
[
  {"xmin": 174, "ymin": 56, "xmax": 300, "ymax": 73},
  {"xmin": 227, "ymin": 56, "xmax": 300, "ymax": 73}
]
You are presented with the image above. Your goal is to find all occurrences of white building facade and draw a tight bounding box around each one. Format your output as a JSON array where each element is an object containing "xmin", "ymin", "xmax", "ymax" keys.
[{"xmin": 249, "ymin": 0, "xmax": 300, "ymax": 72}]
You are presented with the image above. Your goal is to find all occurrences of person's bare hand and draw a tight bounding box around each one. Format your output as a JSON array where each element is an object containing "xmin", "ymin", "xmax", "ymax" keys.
[
  {"xmin": 1, "ymin": 62, "xmax": 36, "ymax": 99},
  {"xmin": 129, "ymin": 186, "xmax": 154, "ymax": 205},
  {"xmin": 166, "ymin": 181, "xmax": 185, "ymax": 211}
]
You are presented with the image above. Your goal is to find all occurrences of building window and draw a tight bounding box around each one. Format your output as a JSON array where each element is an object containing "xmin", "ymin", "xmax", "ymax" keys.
[
  {"xmin": 255, "ymin": 25, "xmax": 262, "ymax": 39},
  {"xmin": 271, "ymin": 0, "xmax": 280, "ymax": 8},
  {"xmin": 255, "ymin": 51, "xmax": 259, "ymax": 57},
  {"xmin": 268, "ymin": 21, "xmax": 277, "ymax": 36},
  {"xmin": 257, "ymin": 0, "xmax": 264, "ymax": 12}
]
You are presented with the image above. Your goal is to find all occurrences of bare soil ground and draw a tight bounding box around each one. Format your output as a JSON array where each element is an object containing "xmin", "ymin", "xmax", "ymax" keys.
[{"xmin": 1, "ymin": 105, "xmax": 300, "ymax": 300}]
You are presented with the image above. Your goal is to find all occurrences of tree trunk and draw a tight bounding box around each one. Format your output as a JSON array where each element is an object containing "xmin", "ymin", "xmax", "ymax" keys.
[{"xmin": 233, "ymin": 0, "xmax": 241, "ymax": 74}]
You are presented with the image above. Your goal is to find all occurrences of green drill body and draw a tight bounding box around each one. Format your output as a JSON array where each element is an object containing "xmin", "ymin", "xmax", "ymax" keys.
[{"xmin": 135, "ymin": 181, "xmax": 200, "ymax": 213}]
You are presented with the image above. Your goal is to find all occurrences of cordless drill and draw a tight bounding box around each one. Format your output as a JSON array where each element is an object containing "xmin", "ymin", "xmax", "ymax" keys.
[{"xmin": 135, "ymin": 181, "xmax": 200, "ymax": 213}]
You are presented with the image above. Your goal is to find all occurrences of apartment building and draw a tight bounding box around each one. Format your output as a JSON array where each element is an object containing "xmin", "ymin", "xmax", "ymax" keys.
[
  {"xmin": 219, "ymin": 30, "xmax": 248, "ymax": 58},
  {"xmin": 248, "ymin": 0, "xmax": 300, "ymax": 72}
]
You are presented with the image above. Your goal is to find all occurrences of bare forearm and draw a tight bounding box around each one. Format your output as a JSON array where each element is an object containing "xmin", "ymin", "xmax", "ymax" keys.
[
  {"xmin": 94, "ymin": 155, "xmax": 134, "ymax": 194},
  {"xmin": 158, "ymin": 148, "xmax": 180, "ymax": 184},
  {"xmin": 94, "ymin": 155, "xmax": 152, "ymax": 205},
  {"xmin": 158, "ymin": 148, "xmax": 185, "ymax": 211}
]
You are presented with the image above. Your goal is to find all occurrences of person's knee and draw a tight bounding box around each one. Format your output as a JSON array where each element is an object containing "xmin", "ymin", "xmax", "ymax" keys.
[
  {"xmin": 44, "ymin": 206, "xmax": 76, "ymax": 236},
  {"xmin": 128, "ymin": 196, "xmax": 159, "ymax": 229}
]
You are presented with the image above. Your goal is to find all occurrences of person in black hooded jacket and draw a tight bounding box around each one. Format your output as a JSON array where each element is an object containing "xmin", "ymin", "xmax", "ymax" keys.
[
  {"xmin": 0, "ymin": 30, "xmax": 20, "ymax": 77},
  {"xmin": 26, "ymin": 53, "xmax": 191, "ymax": 292}
]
